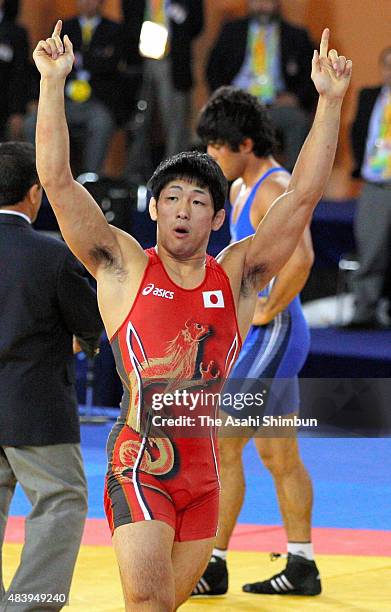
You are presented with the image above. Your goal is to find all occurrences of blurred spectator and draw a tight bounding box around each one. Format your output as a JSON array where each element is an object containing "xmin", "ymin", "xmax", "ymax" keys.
[
  {"xmin": 206, "ymin": 0, "xmax": 316, "ymax": 170},
  {"xmin": 0, "ymin": 0, "xmax": 29, "ymax": 140},
  {"xmin": 123, "ymin": 0, "xmax": 204, "ymax": 183},
  {"xmin": 348, "ymin": 47, "xmax": 391, "ymax": 329},
  {"xmin": 25, "ymin": 0, "xmax": 127, "ymax": 174}
]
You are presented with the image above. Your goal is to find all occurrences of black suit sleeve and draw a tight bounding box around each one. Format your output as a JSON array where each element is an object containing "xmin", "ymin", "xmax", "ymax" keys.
[
  {"xmin": 121, "ymin": 0, "xmax": 145, "ymax": 25},
  {"xmin": 121, "ymin": 0, "xmax": 145, "ymax": 65},
  {"xmin": 185, "ymin": 0, "xmax": 204, "ymax": 40},
  {"xmin": 8, "ymin": 26, "xmax": 30, "ymax": 114},
  {"xmin": 206, "ymin": 23, "xmax": 236, "ymax": 92},
  {"xmin": 291, "ymin": 28, "xmax": 316, "ymax": 111},
  {"xmin": 351, "ymin": 88, "xmax": 370, "ymax": 178},
  {"xmin": 56, "ymin": 251, "xmax": 103, "ymax": 358}
]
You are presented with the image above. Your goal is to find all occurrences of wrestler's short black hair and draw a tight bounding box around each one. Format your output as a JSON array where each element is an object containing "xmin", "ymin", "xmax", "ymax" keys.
[
  {"xmin": 197, "ymin": 86, "xmax": 277, "ymax": 158},
  {"xmin": 0, "ymin": 142, "xmax": 39, "ymax": 207},
  {"xmin": 148, "ymin": 151, "xmax": 227, "ymax": 213}
]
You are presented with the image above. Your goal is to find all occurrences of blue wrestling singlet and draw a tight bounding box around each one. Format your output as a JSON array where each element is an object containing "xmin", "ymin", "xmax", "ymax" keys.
[{"xmin": 224, "ymin": 167, "xmax": 310, "ymax": 419}]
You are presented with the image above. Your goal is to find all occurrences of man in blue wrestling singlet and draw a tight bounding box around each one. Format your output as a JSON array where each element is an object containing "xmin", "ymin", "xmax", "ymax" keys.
[{"xmin": 194, "ymin": 85, "xmax": 320, "ymax": 597}]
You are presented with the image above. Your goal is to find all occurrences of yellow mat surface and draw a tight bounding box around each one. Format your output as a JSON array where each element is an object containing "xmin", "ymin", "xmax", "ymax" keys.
[{"xmin": 3, "ymin": 544, "xmax": 391, "ymax": 611}]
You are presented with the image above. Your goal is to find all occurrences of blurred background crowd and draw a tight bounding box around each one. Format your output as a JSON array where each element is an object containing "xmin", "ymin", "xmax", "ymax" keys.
[
  {"xmin": 1, "ymin": 0, "xmax": 390, "ymax": 405},
  {"xmin": 1, "ymin": 1, "xmax": 389, "ymax": 187}
]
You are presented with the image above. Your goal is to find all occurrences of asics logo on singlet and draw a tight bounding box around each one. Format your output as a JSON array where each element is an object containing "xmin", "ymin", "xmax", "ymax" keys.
[{"xmin": 142, "ymin": 283, "xmax": 174, "ymax": 300}]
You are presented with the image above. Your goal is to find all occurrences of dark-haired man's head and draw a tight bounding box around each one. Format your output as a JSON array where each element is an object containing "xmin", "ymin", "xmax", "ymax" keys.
[
  {"xmin": 148, "ymin": 151, "xmax": 227, "ymax": 214},
  {"xmin": 77, "ymin": 0, "xmax": 104, "ymax": 18},
  {"xmin": 197, "ymin": 86, "xmax": 277, "ymax": 181},
  {"xmin": 249, "ymin": 0, "xmax": 280, "ymax": 23},
  {"xmin": 0, "ymin": 142, "xmax": 42, "ymax": 221},
  {"xmin": 380, "ymin": 47, "xmax": 391, "ymax": 88},
  {"xmin": 148, "ymin": 151, "xmax": 227, "ymax": 258}
]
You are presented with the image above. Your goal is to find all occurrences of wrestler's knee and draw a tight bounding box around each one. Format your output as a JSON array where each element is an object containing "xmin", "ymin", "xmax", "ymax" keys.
[
  {"xmin": 124, "ymin": 587, "xmax": 174, "ymax": 612},
  {"xmin": 121, "ymin": 561, "xmax": 174, "ymax": 611},
  {"xmin": 256, "ymin": 437, "xmax": 301, "ymax": 477}
]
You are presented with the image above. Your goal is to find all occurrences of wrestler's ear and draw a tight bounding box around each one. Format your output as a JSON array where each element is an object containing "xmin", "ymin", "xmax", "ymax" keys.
[
  {"xmin": 149, "ymin": 196, "xmax": 158, "ymax": 221},
  {"xmin": 211, "ymin": 207, "xmax": 225, "ymax": 231},
  {"xmin": 239, "ymin": 137, "xmax": 254, "ymax": 154}
]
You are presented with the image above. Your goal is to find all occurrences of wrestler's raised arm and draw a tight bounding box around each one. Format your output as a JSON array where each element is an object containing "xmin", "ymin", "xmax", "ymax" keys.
[
  {"xmin": 33, "ymin": 21, "xmax": 146, "ymax": 279},
  {"xmin": 239, "ymin": 29, "xmax": 352, "ymax": 291}
]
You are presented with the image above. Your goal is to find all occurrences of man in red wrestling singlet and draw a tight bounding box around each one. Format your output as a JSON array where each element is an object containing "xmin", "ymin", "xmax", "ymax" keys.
[{"xmin": 33, "ymin": 21, "xmax": 351, "ymax": 611}]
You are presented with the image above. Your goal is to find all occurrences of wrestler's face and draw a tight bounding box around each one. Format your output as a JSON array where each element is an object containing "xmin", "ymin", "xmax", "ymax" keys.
[
  {"xmin": 207, "ymin": 142, "xmax": 248, "ymax": 182},
  {"xmin": 380, "ymin": 50, "xmax": 391, "ymax": 87},
  {"xmin": 149, "ymin": 179, "xmax": 225, "ymax": 258}
]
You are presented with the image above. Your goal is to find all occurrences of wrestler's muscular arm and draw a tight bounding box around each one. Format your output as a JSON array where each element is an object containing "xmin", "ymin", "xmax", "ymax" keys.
[
  {"xmin": 34, "ymin": 21, "xmax": 147, "ymax": 336},
  {"xmin": 249, "ymin": 181, "xmax": 314, "ymax": 326},
  {"xmin": 219, "ymin": 29, "xmax": 352, "ymax": 337}
]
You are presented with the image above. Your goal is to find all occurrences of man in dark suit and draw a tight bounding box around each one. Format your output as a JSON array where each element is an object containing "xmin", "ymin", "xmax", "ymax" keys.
[
  {"xmin": 123, "ymin": 0, "xmax": 204, "ymax": 182},
  {"xmin": 25, "ymin": 0, "xmax": 126, "ymax": 174},
  {"xmin": 348, "ymin": 47, "xmax": 391, "ymax": 328},
  {"xmin": 0, "ymin": 0, "xmax": 30, "ymax": 140},
  {"xmin": 0, "ymin": 142, "xmax": 102, "ymax": 609},
  {"xmin": 206, "ymin": 0, "xmax": 316, "ymax": 170}
]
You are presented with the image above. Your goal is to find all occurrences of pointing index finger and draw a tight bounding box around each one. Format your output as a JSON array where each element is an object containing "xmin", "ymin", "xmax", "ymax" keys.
[
  {"xmin": 52, "ymin": 19, "xmax": 62, "ymax": 38},
  {"xmin": 319, "ymin": 28, "xmax": 330, "ymax": 58}
]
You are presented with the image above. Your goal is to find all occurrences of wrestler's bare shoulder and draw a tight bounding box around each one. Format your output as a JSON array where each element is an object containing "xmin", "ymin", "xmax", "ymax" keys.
[
  {"xmin": 230, "ymin": 178, "xmax": 244, "ymax": 203},
  {"xmin": 94, "ymin": 226, "xmax": 149, "ymax": 338},
  {"xmin": 216, "ymin": 236, "xmax": 252, "ymax": 301}
]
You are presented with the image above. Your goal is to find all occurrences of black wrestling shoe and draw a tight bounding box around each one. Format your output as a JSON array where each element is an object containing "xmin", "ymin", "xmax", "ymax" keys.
[
  {"xmin": 242, "ymin": 553, "xmax": 321, "ymax": 596},
  {"xmin": 191, "ymin": 555, "xmax": 228, "ymax": 596}
]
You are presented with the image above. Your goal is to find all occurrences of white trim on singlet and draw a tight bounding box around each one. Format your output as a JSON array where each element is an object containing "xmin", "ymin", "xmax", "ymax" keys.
[
  {"xmin": 128, "ymin": 320, "xmax": 148, "ymax": 365},
  {"xmin": 126, "ymin": 322, "xmax": 144, "ymax": 431},
  {"xmin": 132, "ymin": 436, "xmax": 152, "ymax": 520},
  {"xmin": 224, "ymin": 333, "xmax": 240, "ymax": 378},
  {"xmin": 247, "ymin": 311, "xmax": 282, "ymax": 378},
  {"xmin": 210, "ymin": 431, "xmax": 220, "ymax": 488}
]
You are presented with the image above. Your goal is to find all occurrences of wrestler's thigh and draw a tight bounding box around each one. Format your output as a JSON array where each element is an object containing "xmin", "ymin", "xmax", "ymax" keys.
[{"xmin": 113, "ymin": 520, "xmax": 175, "ymax": 608}]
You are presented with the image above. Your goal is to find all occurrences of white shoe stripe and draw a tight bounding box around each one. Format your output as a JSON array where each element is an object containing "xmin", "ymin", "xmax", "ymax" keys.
[
  {"xmin": 276, "ymin": 577, "xmax": 288, "ymax": 591},
  {"xmin": 199, "ymin": 577, "xmax": 210, "ymax": 592},
  {"xmin": 197, "ymin": 582, "xmax": 204, "ymax": 594},
  {"xmin": 280, "ymin": 574, "xmax": 295, "ymax": 590},
  {"xmin": 271, "ymin": 579, "xmax": 281, "ymax": 592}
]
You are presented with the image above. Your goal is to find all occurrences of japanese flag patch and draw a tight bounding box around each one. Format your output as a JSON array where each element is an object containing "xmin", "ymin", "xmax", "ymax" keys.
[{"xmin": 203, "ymin": 290, "xmax": 225, "ymax": 308}]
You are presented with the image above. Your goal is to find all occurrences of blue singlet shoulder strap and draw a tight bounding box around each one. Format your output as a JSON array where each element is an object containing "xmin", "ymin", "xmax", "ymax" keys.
[
  {"xmin": 247, "ymin": 167, "xmax": 289, "ymax": 207},
  {"xmin": 230, "ymin": 167, "xmax": 289, "ymax": 237}
]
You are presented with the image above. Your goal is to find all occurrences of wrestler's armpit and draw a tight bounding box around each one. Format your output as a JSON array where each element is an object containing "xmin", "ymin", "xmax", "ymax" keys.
[
  {"xmin": 240, "ymin": 262, "xmax": 268, "ymax": 297},
  {"xmin": 89, "ymin": 245, "xmax": 128, "ymax": 281}
]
